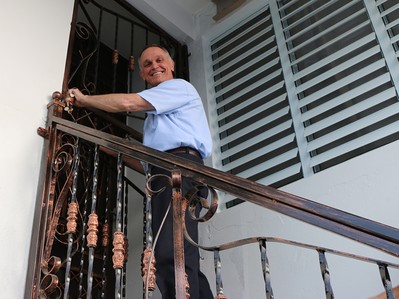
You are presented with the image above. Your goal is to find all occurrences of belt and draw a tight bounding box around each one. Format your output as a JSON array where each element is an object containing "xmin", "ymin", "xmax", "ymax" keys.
[{"xmin": 166, "ymin": 147, "xmax": 202, "ymax": 159}]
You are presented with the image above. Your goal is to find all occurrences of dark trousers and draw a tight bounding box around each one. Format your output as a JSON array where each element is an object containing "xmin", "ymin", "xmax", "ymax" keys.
[{"xmin": 150, "ymin": 152, "xmax": 213, "ymax": 299}]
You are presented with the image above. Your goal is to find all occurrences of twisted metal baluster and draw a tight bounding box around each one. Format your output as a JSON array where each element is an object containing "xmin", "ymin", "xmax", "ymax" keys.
[
  {"xmin": 214, "ymin": 250, "xmax": 227, "ymax": 299},
  {"xmin": 121, "ymin": 178, "xmax": 129, "ymax": 298},
  {"xmin": 144, "ymin": 171, "xmax": 154, "ymax": 249},
  {"xmin": 101, "ymin": 174, "xmax": 110, "ymax": 299},
  {"xmin": 318, "ymin": 250, "xmax": 334, "ymax": 299},
  {"xmin": 259, "ymin": 239, "xmax": 274, "ymax": 299},
  {"xmin": 111, "ymin": 16, "xmax": 120, "ymax": 92},
  {"xmin": 63, "ymin": 139, "xmax": 81, "ymax": 298},
  {"xmin": 143, "ymin": 171, "xmax": 156, "ymax": 299},
  {"xmin": 86, "ymin": 145, "xmax": 100, "ymax": 299},
  {"xmin": 113, "ymin": 154, "xmax": 125, "ymax": 299},
  {"xmin": 78, "ymin": 148, "xmax": 94, "ymax": 298},
  {"xmin": 378, "ymin": 263, "xmax": 395, "ymax": 299},
  {"xmin": 127, "ymin": 22, "xmax": 135, "ymax": 93}
]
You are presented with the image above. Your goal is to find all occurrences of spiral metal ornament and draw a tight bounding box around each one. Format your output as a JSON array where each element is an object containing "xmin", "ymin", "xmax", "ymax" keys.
[
  {"xmin": 69, "ymin": 22, "xmax": 98, "ymax": 95},
  {"xmin": 40, "ymin": 256, "xmax": 62, "ymax": 299},
  {"xmin": 39, "ymin": 274, "xmax": 61, "ymax": 299},
  {"xmin": 145, "ymin": 173, "xmax": 172, "ymax": 195},
  {"xmin": 52, "ymin": 143, "xmax": 75, "ymax": 173},
  {"xmin": 186, "ymin": 185, "xmax": 219, "ymax": 223}
]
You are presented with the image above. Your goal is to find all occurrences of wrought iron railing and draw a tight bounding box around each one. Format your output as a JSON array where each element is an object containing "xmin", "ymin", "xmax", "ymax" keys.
[
  {"xmin": 25, "ymin": 1, "xmax": 399, "ymax": 297},
  {"xmin": 26, "ymin": 93, "xmax": 399, "ymax": 299}
]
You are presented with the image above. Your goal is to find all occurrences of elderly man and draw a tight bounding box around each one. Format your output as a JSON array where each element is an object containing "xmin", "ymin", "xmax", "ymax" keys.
[{"xmin": 68, "ymin": 44, "xmax": 213, "ymax": 299}]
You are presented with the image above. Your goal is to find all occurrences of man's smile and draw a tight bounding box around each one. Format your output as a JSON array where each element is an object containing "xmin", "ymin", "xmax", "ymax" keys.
[{"xmin": 151, "ymin": 71, "xmax": 164, "ymax": 76}]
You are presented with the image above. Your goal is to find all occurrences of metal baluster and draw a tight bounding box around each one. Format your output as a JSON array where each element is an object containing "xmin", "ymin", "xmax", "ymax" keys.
[
  {"xmin": 101, "ymin": 174, "xmax": 111, "ymax": 299},
  {"xmin": 317, "ymin": 250, "xmax": 335, "ymax": 299},
  {"xmin": 214, "ymin": 250, "xmax": 228, "ymax": 299},
  {"xmin": 121, "ymin": 178, "xmax": 129, "ymax": 298},
  {"xmin": 78, "ymin": 148, "xmax": 94, "ymax": 298},
  {"xmin": 112, "ymin": 16, "xmax": 120, "ymax": 92},
  {"xmin": 63, "ymin": 139, "xmax": 80, "ymax": 298},
  {"xmin": 143, "ymin": 171, "xmax": 156, "ymax": 299},
  {"xmin": 378, "ymin": 263, "xmax": 395, "ymax": 299},
  {"xmin": 259, "ymin": 239, "xmax": 274, "ymax": 299},
  {"xmin": 144, "ymin": 172, "xmax": 154, "ymax": 249},
  {"xmin": 94, "ymin": 8, "xmax": 103, "ymax": 91},
  {"xmin": 127, "ymin": 22, "xmax": 135, "ymax": 94},
  {"xmin": 86, "ymin": 145, "xmax": 100, "ymax": 299},
  {"xmin": 113, "ymin": 154, "xmax": 125, "ymax": 299},
  {"xmin": 171, "ymin": 170, "xmax": 187, "ymax": 299}
]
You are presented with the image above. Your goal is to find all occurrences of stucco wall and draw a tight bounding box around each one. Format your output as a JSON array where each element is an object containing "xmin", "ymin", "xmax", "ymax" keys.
[
  {"xmin": 197, "ymin": 140, "xmax": 399, "ymax": 298},
  {"xmin": 0, "ymin": 1, "xmax": 74, "ymax": 298}
]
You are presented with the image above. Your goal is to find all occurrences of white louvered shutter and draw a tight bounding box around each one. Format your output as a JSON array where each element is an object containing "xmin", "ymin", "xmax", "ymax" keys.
[
  {"xmin": 376, "ymin": 0, "xmax": 399, "ymax": 59},
  {"xmin": 208, "ymin": 0, "xmax": 399, "ymax": 207},
  {"xmin": 211, "ymin": 6, "xmax": 303, "ymax": 201}
]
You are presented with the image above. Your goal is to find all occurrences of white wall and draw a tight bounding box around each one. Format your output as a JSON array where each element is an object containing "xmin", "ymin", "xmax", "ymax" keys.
[
  {"xmin": 198, "ymin": 140, "xmax": 399, "ymax": 299},
  {"xmin": 0, "ymin": 1, "xmax": 74, "ymax": 298}
]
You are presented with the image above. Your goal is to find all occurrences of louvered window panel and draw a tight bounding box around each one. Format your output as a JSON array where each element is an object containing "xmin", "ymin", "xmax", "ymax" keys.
[
  {"xmin": 211, "ymin": 6, "xmax": 303, "ymax": 189},
  {"xmin": 279, "ymin": 0, "xmax": 399, "ymax": 172},
  {"xmin": 376, "ymin": 0, "xmax": 399, "ymax": 59}
]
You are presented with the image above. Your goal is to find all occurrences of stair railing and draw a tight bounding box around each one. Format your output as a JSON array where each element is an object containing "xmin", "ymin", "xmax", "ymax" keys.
[{"xmin": 28, "ymin": 94, "xmax": 399, "ymax": 299}]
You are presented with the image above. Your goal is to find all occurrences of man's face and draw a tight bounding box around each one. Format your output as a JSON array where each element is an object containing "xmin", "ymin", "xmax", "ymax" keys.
[{"xmin": 139, "ymin": 47, "xmax": 175, "ymax": 86}]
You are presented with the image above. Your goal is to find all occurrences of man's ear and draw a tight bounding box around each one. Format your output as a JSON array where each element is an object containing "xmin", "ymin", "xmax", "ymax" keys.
[{"xmin": 139, "ymin": 69, "xmax": 145, "ymax": 81}]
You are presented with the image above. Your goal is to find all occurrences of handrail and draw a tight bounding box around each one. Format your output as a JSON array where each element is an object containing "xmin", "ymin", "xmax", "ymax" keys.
[{"xmin": 53, "ymin": 115, "xmax": 399, "ymax": 257}]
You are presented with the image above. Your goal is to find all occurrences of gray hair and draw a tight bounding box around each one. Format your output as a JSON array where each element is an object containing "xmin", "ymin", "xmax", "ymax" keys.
[{"xmin": 138, "ymin": 44, "xmax": 173, "ymax": 70}]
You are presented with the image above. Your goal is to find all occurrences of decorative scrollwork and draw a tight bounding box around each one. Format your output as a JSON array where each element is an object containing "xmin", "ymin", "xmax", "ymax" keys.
[
  {"xmin": 39, "ymin": 274, "xmax": 61, "ymax": 299},
  {"xmin": 185, "ymin": 185, "xmax": 219, "ymax": 223},
  {"xmin": 145, "ymin": 173, "xmax": 173, "ymax": 196},
  {"xmin": 75, "ymin": 21, "xmax": 96, "ymax": 44},
  {"xmin": 68, "ymin": 22, "xmax": 98, "ymax": 96},
  {"xmin": 52, "ymin": 143, "xmax": 75, "ymax": 173},
  {"xmin": 41, "ymin": 256, "xmax": 62, "ymax": 275},
  {"xmin": 43, "ymin": 135, "xmax": 78, "ymax": 262},
  {"xmin": 40, "ymin": 256, "xmax": 62, "ymax": 299}
]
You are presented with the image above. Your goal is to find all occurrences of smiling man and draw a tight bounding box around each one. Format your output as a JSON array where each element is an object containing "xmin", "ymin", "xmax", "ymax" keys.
[{"xmin": 67, "ymin": 45, "xmax": 213, "ymax": 299}]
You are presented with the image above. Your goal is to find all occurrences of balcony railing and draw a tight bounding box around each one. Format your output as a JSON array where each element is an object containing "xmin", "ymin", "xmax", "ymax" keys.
[{"xmin": 25, "ymin": 92, "xmax": 399, "ymax": 299}]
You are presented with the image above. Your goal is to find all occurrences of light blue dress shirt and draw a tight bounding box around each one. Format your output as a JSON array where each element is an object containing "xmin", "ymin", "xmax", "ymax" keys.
[{"xmin": 137, "ymin": 79, "xmax": 212, "ymax": 159}]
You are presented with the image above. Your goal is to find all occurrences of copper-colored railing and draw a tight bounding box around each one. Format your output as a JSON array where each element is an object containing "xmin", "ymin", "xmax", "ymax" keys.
[
  {"xmin": 26, "ymin": 93, "xmax": 399, "ymax": 299},
  {"xmin": 58, "ymin": 117, "xmax": 399, "ymax": 257}
]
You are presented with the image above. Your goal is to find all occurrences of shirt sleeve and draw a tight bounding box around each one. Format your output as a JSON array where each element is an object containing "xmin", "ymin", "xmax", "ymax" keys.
[{"xmin": 137, "ymin": 79, "xmax": 198, "ymax": 114}]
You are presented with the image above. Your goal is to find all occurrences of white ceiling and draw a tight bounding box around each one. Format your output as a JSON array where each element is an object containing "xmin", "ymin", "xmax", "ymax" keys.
[
  {"xmin": 172, "ymin": 0, "xmax": 213, "ymax": 15},
  {"xmin": 127, "ymin": 0, "xmax": 217, "ymax": 41}
]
